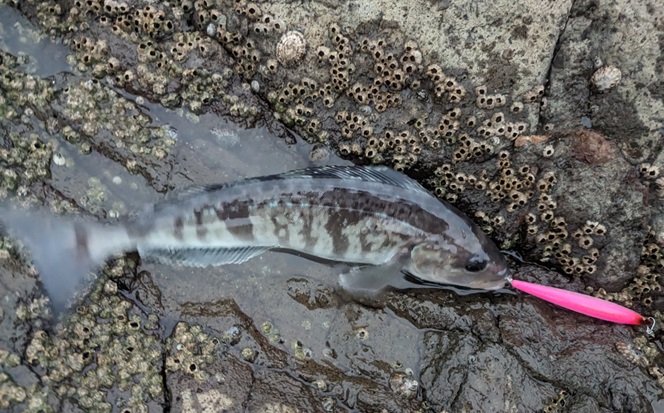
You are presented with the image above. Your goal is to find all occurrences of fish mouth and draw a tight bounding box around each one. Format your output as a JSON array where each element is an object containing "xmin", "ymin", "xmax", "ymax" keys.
[
  {"xmin": 469, "ymin": 278, "xmax": 507, "ymax": 290},
  {"xmin": 468, "ymin": 269, "xmax": 509, "ymax": 290}
]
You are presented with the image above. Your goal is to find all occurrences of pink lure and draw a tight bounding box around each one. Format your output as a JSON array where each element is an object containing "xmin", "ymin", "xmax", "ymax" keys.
[{"xmin": 510, "ymin": 279, "xmax": 647, "ymax": 326}]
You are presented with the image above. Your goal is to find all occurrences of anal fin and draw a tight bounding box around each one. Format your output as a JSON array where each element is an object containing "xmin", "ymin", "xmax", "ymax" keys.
[{"xmin": 140, "ymin": 246, "xmax": 270, "ymax": 267}]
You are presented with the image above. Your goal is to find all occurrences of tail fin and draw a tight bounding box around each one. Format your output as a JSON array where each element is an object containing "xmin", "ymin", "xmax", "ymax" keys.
[{"xmin": 0, "ymin": 206, "xmax": 133, "ymax": 312}]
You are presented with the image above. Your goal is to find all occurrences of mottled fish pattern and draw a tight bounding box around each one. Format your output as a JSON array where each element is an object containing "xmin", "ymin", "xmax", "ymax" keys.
[{"xmin": 1, "ymin": 165, "xmax": 508, "ymax": 310}]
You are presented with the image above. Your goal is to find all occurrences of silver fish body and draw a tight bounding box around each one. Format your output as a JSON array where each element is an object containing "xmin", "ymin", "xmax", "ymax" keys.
[{"xmin": 1, "ymin": 165, "xmax": 507, "ymax": 309}]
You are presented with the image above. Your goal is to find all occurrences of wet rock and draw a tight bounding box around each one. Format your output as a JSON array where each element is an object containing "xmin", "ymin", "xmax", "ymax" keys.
[
  {"xmin": 421, "ymin": 333, "xmax": 559, "ymax": 412},
  {"xmin": 553, "ymin": 134, "xmax": 649, "ymax": 290},
  {"xmin": 286, "ymin": 277, "xmax": 337, "ymax": 310},
  {"xmin": 546, "ymin": 0, "xmax": 661, "ymax": 163},
  {"xmin": 168, "ymin": 347, "xmax": 252, "ymax": 412}
]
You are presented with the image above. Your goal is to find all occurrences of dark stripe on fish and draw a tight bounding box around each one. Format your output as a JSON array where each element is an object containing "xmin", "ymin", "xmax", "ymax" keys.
[
  {"xmin": 215, "ymin": 199, "xmax": 253, "ymax": 221},
  {"xmin": 303, "ymin": 188, "xmax": 450, "ymax": 236},
  {"xmin": 174, "ymin": 216, "xmax": 184, "ymax": 240},
  {"xmin": 300, "ymin": 206, "xmax": 318, "ymax": 250},
  {"xmin": 217, "ymin": 200, "xmax": 255, "ymax": 242},
  {"xmin": 194, "ymin": 208, "xmax": 207, "ymax": 239},
  {"xmin": 323, "ymin": 211, "xmax": 349, "ymax": 256}
]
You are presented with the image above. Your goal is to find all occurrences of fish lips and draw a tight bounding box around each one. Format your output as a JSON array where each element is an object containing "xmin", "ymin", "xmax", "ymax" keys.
[
  {"xmin": 402, "ymin": 266, "xmax": 509, "ymax": 291},
  {"xmin": 467, "ymin": 267, "xmax": 510, "ymax": 290}
]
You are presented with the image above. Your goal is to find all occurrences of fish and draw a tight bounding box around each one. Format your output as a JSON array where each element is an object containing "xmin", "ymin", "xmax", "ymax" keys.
[{"xmin": 0, "ymin": 165, "xmax": 508, "ymax": 310}]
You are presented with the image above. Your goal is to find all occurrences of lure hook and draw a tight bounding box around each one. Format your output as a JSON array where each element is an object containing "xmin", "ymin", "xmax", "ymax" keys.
[{"xmin": 645, "ymin": 317, "xmax": 656, "ymax": 336}]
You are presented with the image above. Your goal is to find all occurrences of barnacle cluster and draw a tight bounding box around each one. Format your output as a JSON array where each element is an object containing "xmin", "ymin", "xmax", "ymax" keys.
[
  {"xmin": 650, "ymin": 366, "xmax": 664, "ymax": 391},
  {"xmin": 639, "ymin": 162, "xmax": 660, "ymax": 180},
  {"xmin": 291, "ymin": 339, "xmax": 313, "ymax": 361},
  {"xmin": 79, "ymin": 2, "xmax": 175, "ymax": 41},
  {"xmin": 15, "ymin": 296, "xmax": 50, "ymax": 323},
  {"xmin": 40, "ymin": 1, "xmax": 261, "ymax": 117},
  {"xmin": 584, "ymin": 164, "xmax": 664, "ymax": 313},
  {"xmin": 0, "ymin": 132, "xmax": 53, "ymax": 196},
  {"xmin": 261, "ymin": 321, "xmax": 282, "ymax": 344},
  {"xmin": 542, "ymin": 389, "xmax": 569, "ymax": 413},
  {"xmin": 165, "ymin": 322, "xmax": 222, "ymax": 381},
  {"xmin": 592, "ymin": 239, "xmax": 663, "ymax": 308},
  {"xmin": 0, "ymin": 350, "xmax": 26, "ymax": 409},
  {"xmin": 0, "ymin": 48, "xmax": 177, "ymax": 199},
  {"xmin": 615, "ymin": 340, "xmax": 650, "ymax": 367},
  {"xmin": 432, "ymin": 149, "xmax": 608, "ymax": 276},
  {"xmin": 59, "ymin": 77, "xmax": 176, "ymax": 156},
  {"xmin": 615, "ymin": 335, "xmax": 663, "ymax": 390},
  {"xmin": 15, "ymin": 275, "xmax": 164, "ymax": 413},
  {"xmin": 68, "ymin": 36, "xmax": 110, "ymax": 74},
  {"xmin": 0, "ymin": 53, "xmax": 55, "ymax": 198}
]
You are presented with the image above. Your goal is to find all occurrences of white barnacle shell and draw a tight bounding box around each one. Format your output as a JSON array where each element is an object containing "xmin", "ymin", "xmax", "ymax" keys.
[
  {"xmin": 590, "ymin": 65, "xmax": 621, "ymax": 92},
  {"xmin": 389, "ymin": 372, "xmax": 419, "ymax": 398},
  {"xmin": 276, "ymin": 30, "xmax": 306, "ymax": 67}
]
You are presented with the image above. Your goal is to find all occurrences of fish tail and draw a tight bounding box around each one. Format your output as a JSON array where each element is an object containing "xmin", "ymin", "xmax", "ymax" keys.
[{"xmin": 0, "ymin": 207, "xmax": 134, "ymax": 311}]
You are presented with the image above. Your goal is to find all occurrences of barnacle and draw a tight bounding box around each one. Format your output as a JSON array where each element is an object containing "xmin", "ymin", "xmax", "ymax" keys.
[
  {"xmin": 522, "ymin": 85, "xmax": 545, "ymax": 103},
  {"xmin": 389, "ymin": 372, "xmax": 419, "ymax": 399},
  {"xmin": 615, "ymin": 341, "xmax": 649, "ymax": 367},
  {"xmin": 639, "ymin": 163, "xmax": 660, "ymax": 179},
  {"xmin": 241, "ymin": 347, "xmax": 257, "ymax": 362}
]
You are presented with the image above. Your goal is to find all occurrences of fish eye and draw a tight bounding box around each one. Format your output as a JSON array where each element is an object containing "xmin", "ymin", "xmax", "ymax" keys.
[{"xmin": 465, "ymin": 257, "xmax": 488, "ymax": 272}]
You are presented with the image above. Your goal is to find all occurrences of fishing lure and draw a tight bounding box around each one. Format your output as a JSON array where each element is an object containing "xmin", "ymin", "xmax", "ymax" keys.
[{"xmin": 507, "ymin": 276, "xmax": 656, "ymax": 335}]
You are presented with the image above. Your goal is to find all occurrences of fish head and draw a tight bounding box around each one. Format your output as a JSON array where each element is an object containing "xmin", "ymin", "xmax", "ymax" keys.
[{"xmin": 405, "ymin": 235, "xmax": 508, "ymax": 290}]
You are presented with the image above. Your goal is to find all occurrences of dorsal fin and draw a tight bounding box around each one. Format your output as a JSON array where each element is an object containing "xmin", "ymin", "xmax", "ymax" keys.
[
  {"xmin": 280, "ymin": 165, "xmax": 429, "ymax": 193},
  {"xmin": 160, "ymin": 166, "xmax": 428, "ymax": 209},
  {"xmin": 153, "ymin": 183, "xmax": 233, "ymax": 213},
  {"xmin": 164, "ymin": 183, "xmax": 230, "ymax": 201}
]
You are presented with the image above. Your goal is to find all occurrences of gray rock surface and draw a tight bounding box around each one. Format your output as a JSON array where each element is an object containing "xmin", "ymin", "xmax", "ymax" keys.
[{"xmin": 0, "ymin": 0, "xmax": 662, "ymax": 412}]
